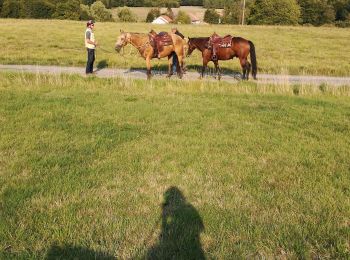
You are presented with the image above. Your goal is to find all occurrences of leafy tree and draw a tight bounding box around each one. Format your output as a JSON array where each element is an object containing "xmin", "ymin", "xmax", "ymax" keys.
[
  {"xmin": 81, "ymin": 0, "xmax": 96, "ymax": 5},
  {"xmin": 298, "ymin": 0, "xmax": 335, "ymax": 25},
  {"xmin": 333, "ymin": 0, "xmax": 350, "ymax": 21},
  {"xmin": 164, "ymin": 7, "xmax": 175, "ymax": 19},
  {"xmin": 90, "ymin": 0, "xmax": 113, "ymax": 21},
  {"xmin": 180, "ymin": 0, "xmax": 202, "ymax": 5},
  {"xmin": 117, "ymin": 6, "xmax": 137, "ymax": 22},
  {"xmin": 203, "ymin": 8, "xmax": 220, "ymax": 24},
  {"xmin": 80, "ymin": 3, "xmax": 93, "ymax": 20},
  {"xmin": 203, "ymin": 0, "xmax": 227, "ymax": 8},
  {"xmin": 52, "ymin": 0, "xmax": 80, "ymax": 20},
  {"xmin": 28, "ymin": 0, "xmax": 55, "ymax": 18},
  {"xmin": 248, "ymin": 0, "xmax": 300, "ymax": 25},
  {"xmin": 146, "ymin": 8, "xmax": 160, "ymax": 22},
  {"xmin": 222, "ymin": 0, "xmax": 241, "ymax": 24},
  {"xmin": 144, "ymin": 0, "xmax": 180, "ymax": 7},
  {"xmin": 111, "ymin": 0, "xmax": 144, "ymax": 7},
  {"xmin": 175, "ymin": 10, "xmax": 191, "ymax": 24},
  {"xmin": 1, "ymin": 0, "xmax": 21, "ymax": 18},
  {"xmin": 101, "ymin": 0, "xmax": 112, "ymax": 8}
]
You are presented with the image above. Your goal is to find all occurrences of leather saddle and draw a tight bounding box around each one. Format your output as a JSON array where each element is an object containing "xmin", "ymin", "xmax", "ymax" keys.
[
  {"xmin": 149, "ymin": 30, "xmax": 173, "ymax": 58},
  {"xmin": 209, "ymin": 33, "xmax": 233, "ymax": 60}
]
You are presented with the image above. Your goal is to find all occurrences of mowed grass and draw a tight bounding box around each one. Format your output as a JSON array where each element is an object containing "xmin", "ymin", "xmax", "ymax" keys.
[
  {"xmin": 1, "ymin": 19, "xmax": 350, "ymax": 76},
  {"xmin": 0, "ymin": 72, "xmax": 349, "ymax": 259}
]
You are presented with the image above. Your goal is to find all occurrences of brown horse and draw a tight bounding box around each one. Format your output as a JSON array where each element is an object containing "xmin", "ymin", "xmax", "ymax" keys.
[
  {"xmin": 187, "ymin": 36, "xmax": 257, "ymax": 80},
  {"xmin": 115, "ymin": 30, "xmax": 186, "ymax": 79}
]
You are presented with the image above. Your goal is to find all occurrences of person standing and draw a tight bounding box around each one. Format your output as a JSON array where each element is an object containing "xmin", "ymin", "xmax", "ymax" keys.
[
  {"xmin": 85, "ymin": 20, "xmax": 97, "ymax": 75},
  {"xmin": 171, "ymin": 28, "xmax": 185, "ymax": 75}
]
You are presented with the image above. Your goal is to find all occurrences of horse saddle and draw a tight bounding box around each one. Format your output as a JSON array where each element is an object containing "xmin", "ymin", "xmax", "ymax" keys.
[
  {"xmin": 209, "ymin": 33, "xmax": 233, "ymax": 60},
  {"xmin": 210, "ymin": 34, "xmax": 233, "ymax": 47},
  {"xmin": 149, "ymin": 31, "xmax": 173, "ymax": 58}
]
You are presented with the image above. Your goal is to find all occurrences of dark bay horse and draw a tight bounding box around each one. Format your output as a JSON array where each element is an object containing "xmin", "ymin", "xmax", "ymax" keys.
[
  {"xmin": 115, "ymin": 30, "xmax": 186, "ymax": 79},
  {"xmin": 187, "ymin": 36, "xmax": 257, "ymax": 80}
]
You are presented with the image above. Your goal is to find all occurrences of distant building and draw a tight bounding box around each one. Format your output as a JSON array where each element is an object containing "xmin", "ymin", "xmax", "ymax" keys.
[{"xmin": 152, "ymin": 15, "xmax": 173, "ymax": 24}]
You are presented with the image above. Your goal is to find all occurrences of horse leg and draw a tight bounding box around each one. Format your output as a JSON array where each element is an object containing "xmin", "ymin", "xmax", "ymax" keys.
[
  {"xmin": 240, "ymin": 58, "xmax": 247, "ymax": 80},
  {"xmin": 214, "ymin": 60, "xmax": 221, "ymax": 81},
  {"xmin": 146, "ymin": 56, "xmax": 152, "ymax": 80},
  {"xmin": 246, "ymin": 61, "xmax": 251, "ymax": 80},
  {"xmin": 177, "ymin": 54, "xmax": 184, "ymax": 79},
  {"xmin": 201, "ymin": 59, "xmax": 209, "ymax": 79}
]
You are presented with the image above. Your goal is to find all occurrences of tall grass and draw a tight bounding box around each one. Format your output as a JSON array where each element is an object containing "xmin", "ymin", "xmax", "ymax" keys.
[
  {"xmin": 1, "ymin": 19, "xmax": 350, "ymax": 76},
  {"xmin": 0, "ymin": 72, "xmax": 349, "ymax": 258}
]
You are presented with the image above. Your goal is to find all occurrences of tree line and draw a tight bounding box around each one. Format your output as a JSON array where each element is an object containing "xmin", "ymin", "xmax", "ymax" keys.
[{"xmin": 0, "ymin": 0, "xmax": 349, "ymax": 27}]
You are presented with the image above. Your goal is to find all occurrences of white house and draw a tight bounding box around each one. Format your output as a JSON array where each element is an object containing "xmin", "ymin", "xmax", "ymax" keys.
[{"xmin": 152, "ymin": 15, "xmax": 173, "ymax": 24}]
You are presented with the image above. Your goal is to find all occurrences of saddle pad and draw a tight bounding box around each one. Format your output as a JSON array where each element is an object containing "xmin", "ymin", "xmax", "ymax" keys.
[{"xmin": 155, "ymin": 34, "xmax": 173, "ymax": 46}]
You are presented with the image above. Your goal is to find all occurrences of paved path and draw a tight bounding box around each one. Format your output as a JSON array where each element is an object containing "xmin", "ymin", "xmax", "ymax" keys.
[{"xmin": 1, "ymin": 64, "xmax": 349, "ymax": 86}]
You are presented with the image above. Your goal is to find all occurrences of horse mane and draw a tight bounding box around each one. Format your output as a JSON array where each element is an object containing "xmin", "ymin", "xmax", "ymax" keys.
[{"xmin": 191, "ymin": 37, "xmax": 210, "ymax": 40}]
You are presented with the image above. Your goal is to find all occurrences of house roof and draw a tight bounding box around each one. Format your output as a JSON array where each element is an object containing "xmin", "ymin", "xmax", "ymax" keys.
[
  {"xmin": 160, "ymin": 15, "xmax": 173, "ymax": 23},
  {"xmin": 188, "ymin": 13, "xmax": 200, "ymax": 21}
]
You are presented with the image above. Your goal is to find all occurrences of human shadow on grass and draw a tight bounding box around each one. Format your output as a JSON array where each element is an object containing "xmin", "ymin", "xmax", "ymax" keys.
[
  {"xmin": 45, "ymin": 243, "xmax": 114, "ymax": 260},
  {"xmin": 95, "ymin": 60, "xmax": 108, "ymax": 72},
  {"xmin": 145, "ymin": 186, "xmax": 206, "ymax": 260}
]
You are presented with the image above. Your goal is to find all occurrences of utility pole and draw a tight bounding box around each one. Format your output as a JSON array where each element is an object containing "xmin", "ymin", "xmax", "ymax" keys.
[{"xmin": 241, "ymin": 0, "xmax": 246, "ymax": 25}]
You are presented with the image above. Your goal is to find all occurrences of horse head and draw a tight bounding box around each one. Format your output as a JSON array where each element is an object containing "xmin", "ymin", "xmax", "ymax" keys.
[
  {"xmin": 115, "ymin": 30, "xmax": 130, "ymax": 52},
  {"xmin": 186, "ymin": 37, "xmax": 196, "ymax": 57}
]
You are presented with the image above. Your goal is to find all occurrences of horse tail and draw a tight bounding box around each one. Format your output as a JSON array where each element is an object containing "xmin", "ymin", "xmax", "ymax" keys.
[{"xmin": 248, "ymin": 41, "xmax": 257, "ymax": 79}]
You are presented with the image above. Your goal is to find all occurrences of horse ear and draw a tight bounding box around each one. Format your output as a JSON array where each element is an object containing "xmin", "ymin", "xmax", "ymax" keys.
[{"xmin": 120, "ymin": 29, "xmax": 124, "ymax": 33}]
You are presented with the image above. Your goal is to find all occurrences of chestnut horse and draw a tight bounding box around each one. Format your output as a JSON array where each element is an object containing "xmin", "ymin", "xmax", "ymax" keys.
[
  {"xmin": 187, "ymin": 36, "xmax": 257, "ymax": 80},
  {"xmin": 115, "ymin": 30, "xmax": 186, "ymax": 79}
]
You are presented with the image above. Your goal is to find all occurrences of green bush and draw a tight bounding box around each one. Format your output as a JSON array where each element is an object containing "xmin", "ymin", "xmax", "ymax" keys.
[
  {"xmin": 175, "ymin": 10, "xmax": 191, "ymax": 24},
  {"xmin": 144, "ymin": 0, "xmax": 180, "ymax": 7},
  {"xmin": 203, "ymin": 0, "xmax": 226, "ymax": 8},
  {"xmin": 117, "ymin": 6, "xmax": 137, "ymax": 22},
  {"xmin": 80, "ymin": 4, "xmax": 93, "ymax": 20},
  {"xmin": 90, "ymin": 0, "xmax": 113, "ymax": 21},
  {"xmin": 1, "ymin": 0, "xmax": 21, "ymax": 18},
  {"xmin": 203, "ymin": 8, "xmax": 220, "ymax": 24},
  {"xmin": 146, "ymin": 8, "xmax": 160, "ymax": 22},
  {"xmin": 222, "ymin": 1, "xmax": 242, "ymax": 24},
  {"xmin": 52, "ymin": 0, "xmax": 80, "ymax": 20},
  {"xmin": 81, "ymin": 0, "xmax": 96, "ymax": 5},
  {"xmin": 111, "ymin": 0, "xmax": 144, "ymax": 7},
  {"xmin": 181, "ymin": 0, "xmax": 202, "ymax": 6},
  {"xmin": 23, "ymin": 0, "xmax": 55, "ymax": 19},
  {"xmin": 298, "ymin": 0, "xmax": 335, "ymax": 26},
  {"xmin": 248, "ymin": 0, "xmax": 300, "ymax": 25}
]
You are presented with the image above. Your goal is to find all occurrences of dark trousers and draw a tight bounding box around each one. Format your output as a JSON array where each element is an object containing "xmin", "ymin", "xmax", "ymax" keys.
[
  {"xmin": 86, "ymin": 48, "xmax": 95, "ymax": 74},
  {"xmin": 172, "ymin": 52, "xmax": 178, "ymax": 74}
]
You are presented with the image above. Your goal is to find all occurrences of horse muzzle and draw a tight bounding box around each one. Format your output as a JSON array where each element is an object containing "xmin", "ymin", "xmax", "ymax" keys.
[{"xmin": 115, "ymin": 45, "xmax": 122, "ymax": 52}]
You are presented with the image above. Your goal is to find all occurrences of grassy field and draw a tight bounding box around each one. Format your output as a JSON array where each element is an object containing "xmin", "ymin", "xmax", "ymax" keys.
[
  {"xmin": 1, "ymin": 19, "xmax": 350, "ymax": 76},
  {"xmin": 0, "ymin": 72, "xmax": 349, "ymax": 258}
]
